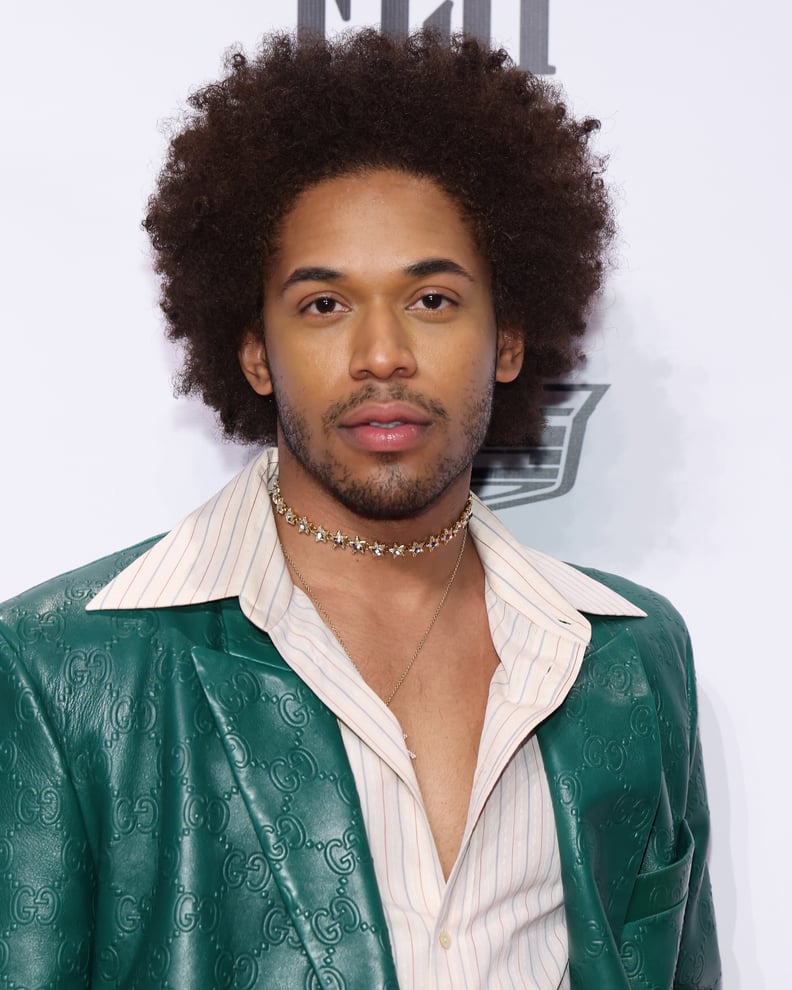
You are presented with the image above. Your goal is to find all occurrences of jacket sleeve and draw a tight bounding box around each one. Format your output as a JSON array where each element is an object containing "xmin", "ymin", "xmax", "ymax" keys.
[
  {"xmin": 673, "ymin": 634, "xmax": 721, "ymax": 990},
  {"xmin": 0, "ymin": 623, "xmax": 96, "ymax": 986}
]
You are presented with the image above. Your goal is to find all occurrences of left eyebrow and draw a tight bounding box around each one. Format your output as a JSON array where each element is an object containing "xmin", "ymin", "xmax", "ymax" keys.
[{"xmin": 404, "ymin": 258, "xmax": 475, "ymax": 282}]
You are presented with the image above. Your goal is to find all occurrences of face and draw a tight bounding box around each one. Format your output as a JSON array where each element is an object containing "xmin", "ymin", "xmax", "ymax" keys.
[{"xmin": 240, "ymin": 169, "xmax": 523, "ymax": 521}]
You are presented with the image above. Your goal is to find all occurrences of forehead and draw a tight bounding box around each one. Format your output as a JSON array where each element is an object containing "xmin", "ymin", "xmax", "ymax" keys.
[{"xmin": 269, "ymin": 169, "xmax": 485, "ymax": 275}]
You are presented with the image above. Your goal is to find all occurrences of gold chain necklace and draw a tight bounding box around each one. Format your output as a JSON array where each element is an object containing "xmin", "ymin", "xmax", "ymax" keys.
[
  {"xmin": 280, "ymin": 526, "xmax": 467, "ymax": 714},
  {"xmin": 270, "ymin": 482, "xmax": 472, "ymax": 559}
]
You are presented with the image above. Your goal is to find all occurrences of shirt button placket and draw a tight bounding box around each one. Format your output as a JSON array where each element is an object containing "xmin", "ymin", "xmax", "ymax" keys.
[{"xmin": 438, "ymin": 929, "xmax": 452, "ymax": 950}]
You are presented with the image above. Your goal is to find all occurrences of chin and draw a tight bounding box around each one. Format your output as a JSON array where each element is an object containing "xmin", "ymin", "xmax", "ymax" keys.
[{"xmin": 316, "ymin": 461, "xmax": 466, "ymax": 522}]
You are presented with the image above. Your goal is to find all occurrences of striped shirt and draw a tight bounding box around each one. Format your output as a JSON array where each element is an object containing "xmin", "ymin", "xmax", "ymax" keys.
[{"xmin": 90, "ymin": 447, "xmax": 643, "ymax": 990}]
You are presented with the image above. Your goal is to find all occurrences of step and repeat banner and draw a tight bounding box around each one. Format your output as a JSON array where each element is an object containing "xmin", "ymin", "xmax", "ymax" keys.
[{"xmin": 2, "ymin": 2, "xmax": 789, "ymax": 984}]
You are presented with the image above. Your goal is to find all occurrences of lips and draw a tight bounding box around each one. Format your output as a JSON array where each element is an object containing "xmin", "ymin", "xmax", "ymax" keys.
[
  {"xmin": 338, "ymin": 402, "xmax": 433, "ymax": 429},
  {"xmin": 337, "ymin": 402, "xmax": 432, "ymax": 452}
]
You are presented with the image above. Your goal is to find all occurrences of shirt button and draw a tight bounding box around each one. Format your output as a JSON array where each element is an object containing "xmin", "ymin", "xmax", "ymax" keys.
[{"xmin": 438, "ymin": 930, "xmax": 452, "ymax": 950}]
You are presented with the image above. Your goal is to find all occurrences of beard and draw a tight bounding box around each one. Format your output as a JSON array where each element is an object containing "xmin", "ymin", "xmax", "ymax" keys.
[{"xmin": 271, "ymin": 379, "xmax": 494, "ymax": 521}]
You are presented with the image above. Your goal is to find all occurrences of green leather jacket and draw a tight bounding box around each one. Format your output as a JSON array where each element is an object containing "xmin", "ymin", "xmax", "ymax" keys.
[{"xmin": 0, "ymin": 540, "xmax": 720, "ymax": 989}]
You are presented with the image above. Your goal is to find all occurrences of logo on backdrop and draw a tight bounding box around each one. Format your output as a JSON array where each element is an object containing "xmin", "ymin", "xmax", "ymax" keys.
[
  {"xmin": 473, "ymin": 384, "xmax": 608, "ymax": 511},
  {"xmin": 296, "ymin": 0, "xmax": 554, "ymax": 73}
]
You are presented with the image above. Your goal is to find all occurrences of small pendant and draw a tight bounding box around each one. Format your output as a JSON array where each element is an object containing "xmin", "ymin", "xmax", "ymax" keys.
[{"xmin": 403, "ymin": 733, "xmax": 417, "ymax": 760}]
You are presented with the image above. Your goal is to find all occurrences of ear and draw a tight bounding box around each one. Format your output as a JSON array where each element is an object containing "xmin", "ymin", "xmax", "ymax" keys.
[
  {"xmin": 238, "ymin": 329, "xmax": 274, "ymax": 396},
  {"xmin": 495, "ymin": 326, "xmax": 524, "ymax": 383}
]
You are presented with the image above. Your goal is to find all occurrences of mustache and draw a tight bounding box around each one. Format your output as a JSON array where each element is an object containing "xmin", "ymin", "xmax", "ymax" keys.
[{"xmin": 322, "ymin": 383, "xmax": 449, "ymax": 428}]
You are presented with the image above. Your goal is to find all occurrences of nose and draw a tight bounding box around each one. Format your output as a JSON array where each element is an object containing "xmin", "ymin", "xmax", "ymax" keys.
[{"xmin": 348, "ymin": 303, "xmax": 418, "ymax": 381}]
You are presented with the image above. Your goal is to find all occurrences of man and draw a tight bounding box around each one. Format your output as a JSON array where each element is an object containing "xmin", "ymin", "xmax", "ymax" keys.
[{"xmin": 0, "ymin": 31, "xmax": 719, "ymax": 989}]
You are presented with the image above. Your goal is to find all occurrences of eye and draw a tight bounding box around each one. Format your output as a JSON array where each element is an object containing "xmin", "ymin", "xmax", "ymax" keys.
[
  {"xmin": 303, "ymin": 296, "xmax": 344, "ymax": 315},
  {"xmin": 411, "ymin": 293, "xmax": 454, "ymax": 312}
]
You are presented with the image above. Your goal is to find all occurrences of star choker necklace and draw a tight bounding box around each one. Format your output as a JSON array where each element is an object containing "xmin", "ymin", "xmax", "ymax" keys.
[{"xmin": 269, "ymin": 482, "xmax": 473, "ymax": 559}]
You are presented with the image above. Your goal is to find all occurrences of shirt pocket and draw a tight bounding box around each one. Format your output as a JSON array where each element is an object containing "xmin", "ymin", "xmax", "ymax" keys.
[{"xmin": 618, "ymin": 819, "xmax": 694, "ymax": 989}]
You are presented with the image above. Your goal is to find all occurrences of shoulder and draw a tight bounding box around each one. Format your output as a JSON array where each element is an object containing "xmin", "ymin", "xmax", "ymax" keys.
[
  {"xmin": 0, "ymin": 538, "xmax": 223, "ymax": 691},
  {"xmin": 0, "ymin": 538, "xmax": 161, "ymax": 651},
  {"xmin": 573, "ymin": 564, "xmax": 690, "ymax": 641},
  {"xmin": 1, "ymin": 537, "xmax": 163, "ymax": 619},
  {"xmin": 570, "ymin": 563, "xmax": 697, "ymax": 721}
]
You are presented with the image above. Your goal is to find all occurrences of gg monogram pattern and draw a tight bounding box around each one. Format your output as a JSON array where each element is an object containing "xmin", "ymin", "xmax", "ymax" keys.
[
  {"xmin": 0, "ymin": 541, "xmax": 719, "ymax": 988},
  {"xmin": 0, "ymin": 540, "xmax": 398, "ymax": 989},
  {"xmin": 538, "ymin": 571, "xmax": 720, "ymax": 989}
]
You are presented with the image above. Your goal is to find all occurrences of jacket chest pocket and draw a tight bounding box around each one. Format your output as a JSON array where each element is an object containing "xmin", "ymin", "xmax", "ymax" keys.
[{"xmin": 619, "ymin": 819, "xmax": 694, "ymax": 989}]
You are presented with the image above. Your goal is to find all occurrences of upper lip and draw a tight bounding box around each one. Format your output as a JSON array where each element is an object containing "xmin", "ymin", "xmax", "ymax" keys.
[{"xmin": 338, "ymin": 402, "xmax": 433, "ymax": 428}]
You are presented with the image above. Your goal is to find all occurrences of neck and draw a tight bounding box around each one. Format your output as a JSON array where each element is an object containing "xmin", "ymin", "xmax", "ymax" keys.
[
  {"xmin": 274, "ymin": 445, "xmax": 474, "ymax": 547},
  {"xmin": 272, "ymin": 445, "xmax": 476, "ymax": 589}
]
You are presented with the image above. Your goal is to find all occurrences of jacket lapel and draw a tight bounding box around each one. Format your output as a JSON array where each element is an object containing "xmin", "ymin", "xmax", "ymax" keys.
[
  {"xmin": 191, "ymin": 602, "xmax": 398, "ymax": 990},
  {"xmin": 537, "ymin": 619, "xmax": 661, "ymax": 989}
]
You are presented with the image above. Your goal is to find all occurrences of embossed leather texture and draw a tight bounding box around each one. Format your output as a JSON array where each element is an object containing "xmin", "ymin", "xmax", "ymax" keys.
[{"xmin": 0, "ymin": 541, "xmax": 720, "ymax": 989}]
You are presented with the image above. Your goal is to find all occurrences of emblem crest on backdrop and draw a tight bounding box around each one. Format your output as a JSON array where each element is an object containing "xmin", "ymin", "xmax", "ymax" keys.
[{"xmin": 473, "ymin": 384, "xmax": 608, "ymax": 511}]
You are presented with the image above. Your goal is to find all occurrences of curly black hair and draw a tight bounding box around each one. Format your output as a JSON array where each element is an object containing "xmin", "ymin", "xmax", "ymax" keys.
[{"xmin": 144, "ymin": 30, "xmax": 613, "ymax": 445}]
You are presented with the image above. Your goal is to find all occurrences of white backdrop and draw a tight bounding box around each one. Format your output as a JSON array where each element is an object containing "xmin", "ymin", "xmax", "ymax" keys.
[{"xmin": 2, "ymin": 2, "xmax": 790, "ymax": 985}]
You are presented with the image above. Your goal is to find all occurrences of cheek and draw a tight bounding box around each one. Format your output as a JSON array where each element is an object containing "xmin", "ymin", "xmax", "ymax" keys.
[
  {"xmin": 425, "ymin": 323, "xmax": 495, "ymax": 372},
  {"xmin": 267, "ymin": 324, "xmax": 349, "ymax": 382},
  {"xmin": 458, "ymin": 342, "xmax": 498, "ymax": 389},
  {"xmin": 262, "ymin": 336, "xmax": 319, "ymax": 394}
]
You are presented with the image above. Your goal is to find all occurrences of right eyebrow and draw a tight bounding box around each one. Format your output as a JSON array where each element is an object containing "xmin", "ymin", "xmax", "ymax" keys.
[{"xmin": 279, "ymin": 266, "xmax": 343, "ymax": 294}]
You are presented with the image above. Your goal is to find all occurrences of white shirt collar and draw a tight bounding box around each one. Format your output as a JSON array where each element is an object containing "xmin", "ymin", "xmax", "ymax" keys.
[{"xmin": 88, "ymin": 447, "xmax": 645, "ymax": 641}]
